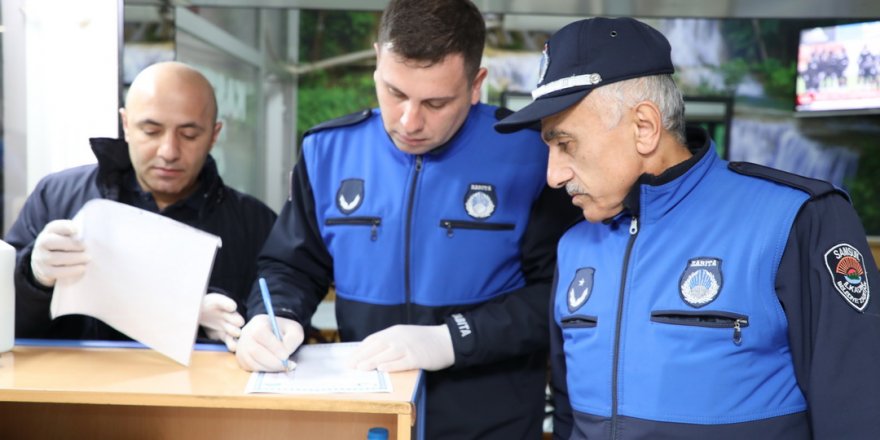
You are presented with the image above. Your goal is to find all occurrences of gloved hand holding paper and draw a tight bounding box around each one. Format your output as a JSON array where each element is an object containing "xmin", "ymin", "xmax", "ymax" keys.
[
  {"xmin": 199, "ymin": 293, "xmax": 245, "ymax": 352},
  {"xmin": 31, "ymin": 219, "xmax": 89, "ymax": 287},
  {"xmin": 51, "ymin": 199, "xmax": 222, "ymax": 365}
]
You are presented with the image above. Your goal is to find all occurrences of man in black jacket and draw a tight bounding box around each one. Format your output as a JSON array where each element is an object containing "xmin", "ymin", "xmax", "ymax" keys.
[{"xmin": 5, "ymin": 62, "xmax": 277, "ymax": 351}]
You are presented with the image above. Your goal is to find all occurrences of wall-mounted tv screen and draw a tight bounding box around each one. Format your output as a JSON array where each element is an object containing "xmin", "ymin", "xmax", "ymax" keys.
[{"xmin": 795, "ymin": 20, "xmax": 880, "ymax": 115}]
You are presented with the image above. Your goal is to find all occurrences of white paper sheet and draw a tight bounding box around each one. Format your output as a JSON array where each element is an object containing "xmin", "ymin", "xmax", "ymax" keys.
[
  {"xmin": 245, "ymin": 342, "xmax": 393, "ymax": 394},
  {"xmin": 51, "ymin": 199, "xmax": 222, "ymax": 366}
]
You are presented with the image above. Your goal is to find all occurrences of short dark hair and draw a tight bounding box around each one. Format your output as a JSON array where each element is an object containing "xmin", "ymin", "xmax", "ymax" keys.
[{"xmin": 378, "ymin": 0, "xmax": 485, "ymax": 81}]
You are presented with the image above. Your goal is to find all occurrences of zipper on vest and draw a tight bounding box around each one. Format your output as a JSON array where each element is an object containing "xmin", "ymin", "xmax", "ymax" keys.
[
  {"xmin": 439, "ymin": 220, "xmax": 515, "ymax": 237},
  {"xmin": 324, "ymin": 217, "xmax": 381, "ymax": 241},
  {"xmin": 612, "ymin": 215, "xmax": 639, "ymax": 440},
  {"xmin": 651, "ymin": 311, "xmax": 750, "ymax": 345},
  {"xmin": 733, "ymin": 318, "xmax": 745, "ymax": 344},
  {"xmin": 404, "ymin": 155, "xmax": 423, "ymax": 324}
]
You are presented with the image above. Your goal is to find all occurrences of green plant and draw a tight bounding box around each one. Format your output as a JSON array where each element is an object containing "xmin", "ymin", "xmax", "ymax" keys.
[
  {"xmin": 297, "ymin": 72, "xmax": 377, "ymax": 141},
  {"xmin": 295, "ymin": 11, "xmax": 380, "ymax": 141},
  {"xmin": 717, "ymin": 58, "xmax": 750, "ymax": 94},
  {"xmin": 846, "ymin": 147, "xmax": 880, "ymax": 235},
  {"xmin": 299, "ymin": 11, "xmax": 379, "ymax": 61}
]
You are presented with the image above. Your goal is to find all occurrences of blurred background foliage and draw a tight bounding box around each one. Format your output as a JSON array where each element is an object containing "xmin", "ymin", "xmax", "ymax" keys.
[
  {"xmin": 293, "ymin": 12, "xmax": 879, "ymax": 234},
  {"xmin": 295, "ymin": 10, "xmax": 378, "ymax": 141},
  {"xmin": 847, "ymin": 145, "xmax": 880, "ymax": 234}
]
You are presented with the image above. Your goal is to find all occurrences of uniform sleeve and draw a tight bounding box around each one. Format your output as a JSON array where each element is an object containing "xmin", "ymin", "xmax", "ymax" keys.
[
  {"xmin": 549, "ymin": 266, "xmax": 574, "ymax": 439},
  {"xmin": 776, "ymin": 193, "xmax": 880, "ymax": 439},
  {"xmin": 445, "ymin": 185, "xmax": 581, "ymax": 367},
  {"xmin": 4, "ymin": 183, "xmax": 58, "ymax": 338},
  {"xmin": 245, "ymin": 156, "xmax": 333, "ymax": 327}
]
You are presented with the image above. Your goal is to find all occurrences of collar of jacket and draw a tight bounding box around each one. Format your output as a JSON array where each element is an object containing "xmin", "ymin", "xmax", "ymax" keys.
[
  {"xmin": 88, "ymin": 137, "xmax": 227, "ymax": 216},
  {"xmin": 612, "ymin": 126, "xmax": 714, "ymax": 225}
]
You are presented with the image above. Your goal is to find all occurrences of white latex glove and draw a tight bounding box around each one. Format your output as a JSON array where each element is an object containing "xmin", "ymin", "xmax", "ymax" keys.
[
  {"xmin": 30, "ymin": 219, "xmax": 89, "ymax": 287},
  {"xmin": 199, "ymin": 293, "xmax": 245, "ymax": 352},
  {"xmin": 235, "ymin": 314, "xmax": 304, "ymax": 372},
  {"xmin": 350, "ymin": 324, "xmax": 454, "ymax": 372}
]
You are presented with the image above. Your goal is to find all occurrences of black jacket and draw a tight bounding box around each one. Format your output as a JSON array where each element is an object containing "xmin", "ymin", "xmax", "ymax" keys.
[{"xmin": 5, "ymin": 137, "xmax": 277, "ymax": 340}]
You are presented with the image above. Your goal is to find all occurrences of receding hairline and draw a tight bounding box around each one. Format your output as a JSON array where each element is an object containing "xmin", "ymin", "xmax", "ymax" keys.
[{"xmin": 124, "ymin": 61, "xmax": 218, "ymax": 123}]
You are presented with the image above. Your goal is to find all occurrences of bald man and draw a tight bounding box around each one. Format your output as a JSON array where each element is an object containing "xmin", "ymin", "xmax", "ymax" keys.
[{"xmin": 5, "ymin": 62, "xmax": 277, "ymax": 350}]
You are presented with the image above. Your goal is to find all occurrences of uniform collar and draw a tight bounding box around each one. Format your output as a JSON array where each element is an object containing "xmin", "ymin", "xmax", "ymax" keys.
[{"xmin": 618, "ymin": 126, "xmax": 716, "ymax": 224}]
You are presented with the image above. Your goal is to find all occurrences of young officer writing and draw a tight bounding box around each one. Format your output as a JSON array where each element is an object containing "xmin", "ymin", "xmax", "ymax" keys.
[{"xmin": 236, "ymin": 1, "xmax": 578, "ymax": 438}]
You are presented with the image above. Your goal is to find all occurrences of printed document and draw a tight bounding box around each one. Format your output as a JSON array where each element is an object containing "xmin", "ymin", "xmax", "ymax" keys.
[
  {"xmin": 246, "ymin": 342, "xmax": 393, "ymax": 394},
  {"xmin": 51, "ymin": 199, "xmax": 222, "ymax": 366}
]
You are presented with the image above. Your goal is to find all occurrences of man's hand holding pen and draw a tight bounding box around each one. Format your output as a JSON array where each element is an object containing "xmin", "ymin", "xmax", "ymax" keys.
[{"xmin": 236, "ymin": 314, "xmax": 304, "ymax": 372}]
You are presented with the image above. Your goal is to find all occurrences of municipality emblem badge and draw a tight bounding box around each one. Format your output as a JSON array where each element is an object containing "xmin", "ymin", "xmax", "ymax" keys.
[
  {"xmin": 567, "ymin": 267, "xmax": 595, "ymax": 313},
  {"xmin": 679, "ymin": 257, "xmax": 723, "ymax": 308},
  {"xmin": 464, "ymin": 183, "xmax": 497, "ymax": 220},
  {"xmin": 336, "ymin": 178, "xmax": 364, "ymax": 215},
  {"xmin": 537, "ymin": 42, "xmax": 550, "ymax": 85},
  {"xmin": 825, "ymin": 243, "xmax": 871, "ymax": 312}
]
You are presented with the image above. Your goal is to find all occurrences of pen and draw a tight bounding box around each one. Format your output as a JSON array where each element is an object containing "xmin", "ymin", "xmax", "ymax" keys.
[{"xmin": 258, "ymin": 277, "xmax": 290, "ymax": 370}]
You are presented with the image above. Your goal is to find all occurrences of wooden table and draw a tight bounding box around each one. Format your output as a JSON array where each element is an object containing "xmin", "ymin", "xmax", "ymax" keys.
[{"xmin": 0, "ymin": 340, "xmax": 424, "ymax": 440}]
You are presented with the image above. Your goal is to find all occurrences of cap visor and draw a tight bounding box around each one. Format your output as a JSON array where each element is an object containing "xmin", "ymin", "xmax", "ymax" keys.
[{"xmin": 494, "ymin": 89, "xmax": 589, "ymax": 133}]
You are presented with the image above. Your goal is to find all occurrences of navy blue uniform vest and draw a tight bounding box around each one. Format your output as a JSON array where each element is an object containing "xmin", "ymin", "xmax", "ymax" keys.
[
  {"xmin": 304, "ymin": 104, "xmax": 547, "ymax": 309},
  {"xmin": 554, "ymin": 144, "xmax": 810, "ymax": 435}
]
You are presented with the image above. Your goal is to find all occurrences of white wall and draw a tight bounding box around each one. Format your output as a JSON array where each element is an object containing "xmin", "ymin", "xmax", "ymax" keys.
[{"xmin": 2, "ymin": 0, "xmax": 120, "ymax": 234}]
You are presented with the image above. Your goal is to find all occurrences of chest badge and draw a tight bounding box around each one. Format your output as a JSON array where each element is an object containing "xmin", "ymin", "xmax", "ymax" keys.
[
  {"xmin": 537, "ymin": 42, "xmax": 550, "ymax": 85},
  {"xmin": 679, "ymin": 257, "xmax": 723, "ymax": 308},
  {"xmin": 825, "ymin": 243, "xmax": 870, "ymax": 312},
  {"xmin": 336, "ymin": 178, "xmax": 364, "ymax": 215},
  {"xmin": 567, "ymin": 267, "xmax": 595, "ymax": 313},
  {"xmin": 464, "ymin": 183, "xmax": 497, "ymax": 220}
]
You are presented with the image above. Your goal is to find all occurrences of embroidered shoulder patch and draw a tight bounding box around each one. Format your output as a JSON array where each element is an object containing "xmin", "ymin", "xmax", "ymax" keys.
[
  {"xmin": 824, "ymin": 243, "xmax": 871, "ymax": 312},
  {"xmin": 336, "ymin": 178, "xmax": 364, "ymax": 214},
  {"xmin": 567, "ymin": 267, "xmax": 595, "ymax": 313},
  {"xmin": 679, "ymin": 257, "xmax": 723, "ymax": 308}
]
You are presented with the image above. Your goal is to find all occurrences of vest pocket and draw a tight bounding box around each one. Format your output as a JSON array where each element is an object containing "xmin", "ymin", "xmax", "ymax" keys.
[
  {"xmin": 325, "ymin": 216, "xmax": 381, "ymax": 241},
  {"xmin": 651, "ymin": 310, "xmax": 749, "ymax": 345},
  {"xmin": 561, "ymin": 314, "xmax": 598, "ymax": 328},
  {"xmin": 439, "ymin": 219, "xmax": 515, "ymax": 238}
]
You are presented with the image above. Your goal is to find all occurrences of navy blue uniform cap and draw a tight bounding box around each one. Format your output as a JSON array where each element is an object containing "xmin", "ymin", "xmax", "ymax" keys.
[{"xmin": 495, "ymin": 17, "xmax": 674, "ymax": 133}]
